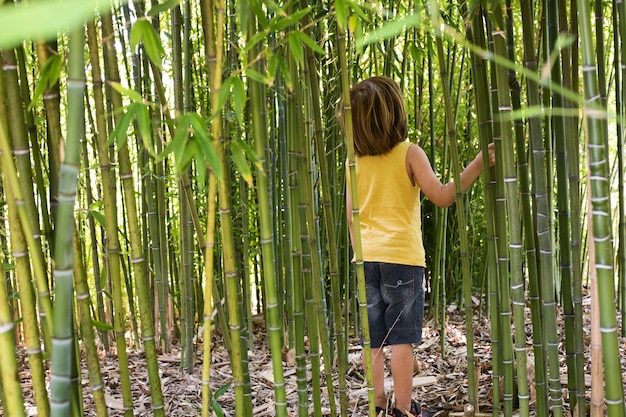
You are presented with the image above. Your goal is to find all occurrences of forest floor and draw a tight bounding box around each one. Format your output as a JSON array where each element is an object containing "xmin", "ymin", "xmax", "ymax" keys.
[{"xmin": 15, "ymin": 292, "xmax": 626, "ymax": 417}]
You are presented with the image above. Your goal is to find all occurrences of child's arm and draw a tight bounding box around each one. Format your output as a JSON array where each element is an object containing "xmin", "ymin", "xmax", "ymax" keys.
[
  {"xmin": 345, "ymin": 166, "xmax": 355, "ymax": 250},
  {"xmin": 407, "ymin": 142, "xmax": 495, "ymax": 208}
]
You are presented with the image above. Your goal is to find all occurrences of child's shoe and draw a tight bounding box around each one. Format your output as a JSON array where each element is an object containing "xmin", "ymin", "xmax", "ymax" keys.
[{"xmin": 389, "ymin": 400, "xmax": 431, "ymax": 417}]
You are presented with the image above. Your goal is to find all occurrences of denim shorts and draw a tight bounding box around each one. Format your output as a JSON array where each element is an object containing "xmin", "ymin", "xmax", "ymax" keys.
[{"xmin": 364, "ymin": 262, "xmax": 424, "ymax": 348}]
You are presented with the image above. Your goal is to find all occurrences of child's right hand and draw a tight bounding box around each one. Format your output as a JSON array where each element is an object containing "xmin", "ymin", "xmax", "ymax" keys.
[{"xmin": 484, "ymin": 142, "xmax": 496, "ymax": 167}]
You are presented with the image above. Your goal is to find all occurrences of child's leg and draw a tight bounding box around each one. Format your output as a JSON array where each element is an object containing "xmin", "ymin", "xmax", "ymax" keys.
[
  {"xmin": 371, "ymin": 347, "xmax": 387, "ymax": 408},
  {"xmin": 390, "ymin": 344, "xmax": 414, "ymax": 413}
]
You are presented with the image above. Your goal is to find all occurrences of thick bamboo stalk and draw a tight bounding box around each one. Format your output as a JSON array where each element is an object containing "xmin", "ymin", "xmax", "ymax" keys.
[
  {"xmin": 518, "ymin": 1, "xmax": 549, "ymax": 414},
  {"xmin": 577, "ymin": 0, "xmax": 626, "ymax": 413},
  {"xmin": 0, "ymin": 250, "xmax": 25, "ymax": 417},
  {"xmin": 1, "ymin": 48, "xmax": 53, "ymax": 351},
  {"xmin": 434, "ymin": 28, "xmax": 480, "ymax": 409},
  {"xmin": 72, "ymin": 227, "xmax": 108, "ymax": 417},
  {"xmin": 203, "ymin": 0, "xmax": 252, "ymax": 415},
  {"xmin": 91, "ymin": 16, "xmax": 135, "ymax": 416},
  {"xmin": 0, "ymin": 50, "xmax": 50, "ymax": 417},
  {"xmin": 247, "ymin": 11, "xmax": 288, "ymax": 417},
  {"xmin": 336, "ymin": 8, "xmax": 376, "ymax": 417},
  {"xmin": 49, "ymin": 25, "xmax": 84, "ymax": 417}
]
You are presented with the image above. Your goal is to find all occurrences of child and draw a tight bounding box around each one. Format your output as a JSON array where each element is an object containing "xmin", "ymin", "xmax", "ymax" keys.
[{"xmin": 342, "ymin": 76, "xmax": 495, "ymax": 417}]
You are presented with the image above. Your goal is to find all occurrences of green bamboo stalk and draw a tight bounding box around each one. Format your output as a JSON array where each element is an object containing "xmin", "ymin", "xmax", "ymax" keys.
[
  {"xmin": 81, "ymin": 104, "xmax": 110, "ymax": 352},
  {"xmin": 72, "ymin": 227, "xmax": 108, "ymax": 417},
  {"xmin": 247, "ymin": 9, "xmax": 288, "ymax": 417},
  {"xmin": 34, "ymin": 39, "xmax": 62, "ymax": 231},
  {"xmin": 617, "ymin": 0, "xmax": 626, "ymax": 341},
  {"xmin": 465, "ymin": 6, "xmax": 501, "ymax": 415},
  {"xmin": 434, "ymin": 29, "xmax": 481, "ymax": 410},
  {"xmin": 518, "ymin": 0, "xmax": 549, "ymax": 414},
  {"xmin": 1, "ymin": 48, "xmax": 53, "ymax": 351},
  {"xmin": 103, "ymin": 7, "xmax": 167, "ymax": 412},
  {"xmin": 201, "ymin": 173, "xmax": 217, "ymax": 417},
  {"xmin": 302, "ymin": 5, "xmax": 348, "ymax": 414},
  {"xmin": 577, "ymin": 0, "xmax": 626, "ymax": 414},
  {"xmin": 489, "ymin": 5, "xmax": 528, "ymax": 416},
  {"xmin": 203, "ymin": 0, "xmax": 251, "ymax": 415},
  {"xmin": 284, "ymin": 62, "xmax": 310, "ymax": 417},
  {"xmin": 15, "ymin": 45, "xmax": 52, "ymax": 255},
  {"xmin": 547, "ymin": 1, "xmax": 580, "ymax": 413},
  {"xmin": 0, "ymin": 51, "xmax": 50, "ymax": 417},
  {"xmin": 96, "ymin": 14, "xmax": 136, "ymax": 417},
  {"xmin": 0, "ymin": 249, "xmax": 25, "ymax": 417},
  {"xmin": 49, "ymin": 24, "xmax": 84, "ymax": 417},
  {"xmin": 336, "ymin": 5, "xmax": 376, "ymax": 417}
]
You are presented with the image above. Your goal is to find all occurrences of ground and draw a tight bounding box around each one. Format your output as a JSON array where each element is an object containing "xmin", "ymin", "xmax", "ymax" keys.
[{"xmin": 14, "ymin": 294, "xmax": 626, "ymax": 416}]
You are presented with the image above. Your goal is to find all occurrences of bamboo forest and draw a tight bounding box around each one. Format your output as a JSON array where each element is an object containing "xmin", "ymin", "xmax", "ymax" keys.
[{"xmin": 1, "ymin": 0, "xmax": 626, "ymax": 416}]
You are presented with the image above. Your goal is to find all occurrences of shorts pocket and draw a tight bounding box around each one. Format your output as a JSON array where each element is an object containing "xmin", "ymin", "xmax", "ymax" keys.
[{"xmin": 381, "ymin": 265, "xmax": 415, "ymax": 302}]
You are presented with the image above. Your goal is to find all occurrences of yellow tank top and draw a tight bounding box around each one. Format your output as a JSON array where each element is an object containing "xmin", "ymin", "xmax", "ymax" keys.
[{"xmin": 353, "ymin": 141, "xmax": 425, "ymax": 266}]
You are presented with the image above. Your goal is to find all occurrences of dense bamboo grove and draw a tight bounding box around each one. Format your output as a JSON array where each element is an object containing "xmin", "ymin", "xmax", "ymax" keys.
[{"xmin": 0, "ymin": 0, "xmax": 625, "ymax": 416}]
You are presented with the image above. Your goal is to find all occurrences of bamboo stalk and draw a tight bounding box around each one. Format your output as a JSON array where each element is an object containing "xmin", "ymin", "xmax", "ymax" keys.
[{"xmin": 49, "ymin": 24, "xmax": 84, "ymax": 417}]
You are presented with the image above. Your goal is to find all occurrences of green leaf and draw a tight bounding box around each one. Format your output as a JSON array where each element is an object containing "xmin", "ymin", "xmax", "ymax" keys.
[
  {"xmin": 91, "ymin": 319, "xmax": 114, "ymax": 331},
  {"xmin": 229, "ymin": 140, "xmax": 253, "ymax": 186},
  {"xmin": 235, "ymin": 138, "xmax": 262, "ymax": 170},
  {"xmin": 212, "ymin": 76, "xmax": 233, "ymax": 120},
  {"xmin": 270, "ymin": 7, "xmax": 311, "ymax": 32},
  {"xmin": 214, "ymin": 382, "xmax": 231, "ymax": 398},
  {"xmin": 245, "ymin": 68, "xmax": 270, "ymax": 85},
  {"xmin": 131, "ymin": 19, "xmax": 164, "ymax": 69},
  {"xmin": 29, "ymin": 54, "xmax": 63, "ymax": 110},
  {"xmin": 109, "ymin": 81, "xmax": 145, "ymax": 104},
  {"xmin": 335, "ymin": 0, "xmax": 347, "ymax": 31},
  {"xmin": 136, "ymin": 104, "xmax": 156, "ymax": 157},
  {"xmin": 89, "ymin": 210, "xmax": 107, "ymax": 229},
  {"xmin": 237, "ymin": 0, "xmax": 250, "ymax": 39},
  {"xmin": 109, "ymin": 104, "xmax": 137, "ymax": 149},
  {"xmin": 130, "ymin": 20, "xmax": 143, "ymax": 50},
  {"xmin": 288, "ymin": 32, "xmax": 305, "ymax": 65},
  {"xmin": 2, "ymin": 263, "xmax": 15, "ymax": 272},
  {"xmin": 290, "ymin": 31, "xmax": 325, "ymax": 56},
  {"xmin": 188, "ymin": 113, "xmax": 223, "ymax": 180},
  {"xmin": 0, "ymin": 0, "xmax": 128, "ymax": 48},
  {"xmin": 147, "ymin": 0, "xmax": 181, "ymax": 17},
  {"xmin": 358, "ymin": 11, "xmax": 422, "ymax": 49},
  {"xmin": 230, "ymin": 77, "xmax": 246, "ymax": 126},
  {"xmin": 140, "ymin": 20, "xmax": 165, "ymax": 69},
  {"xmin": 249, "ymin": 0, "xmax": 268, "ymax": 28}
]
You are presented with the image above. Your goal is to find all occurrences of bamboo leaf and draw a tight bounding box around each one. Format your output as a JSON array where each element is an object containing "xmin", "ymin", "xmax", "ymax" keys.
[
  {"xmin": 188, "ymin": 113, "xmax": 223, "ymax": 180},
  {"xmin": 130, "ymin": 19, "xmax": 144, "ymax": 50},
  {"xmin": 29, "ymin": 54, "xmax": 62, "ymax": 111},
  {"xmin": 147, "ymin": 0, "xmax": 181, "ymax": 17},
  {"xmin": 245, "ymin": 68, "xmax": 271, "ymax": 85},
  {"xmin": 109, "ymin": 81, "xmax": 145, "ymax": 104},
  {"xmin": 289, "ymin": 32, "xmax": 304, "ymax": 64},
  {"xmin": 237, "ymin": 0, "xmax": 250, "ymax": 39},
  {"xmin": 229, "ymin": 140, "xmax": 253, "ymax": 186},
  {"xmin": 290, "ymin": 31, "xmax": 325, "ymax": 56},
  {"xmin": 230, "ymin": 77, "xmax": 246, "ymax": 126},
  {"xmin": 358, "ymin": 10, "xmax": 422, "ymax": 48},
  {"xmin": 244, "ymin": 30, "xmax": 269, "ymax": 52},
  {"xmin": 110, "ymin": 104, "xmax": 138, "ymax": 148},
  {"xmin": 0, "ymin": 0, "xmax": 128, "ymax": 48},
  {"xmin": 133, "ymin": 19, "xmax": 165, "ymax": 69},
  {"xmin": 91, "ymin": 320, "xmax": 114, "ymax": 331},
  {"xmin": 249, "ymin": 0, "xmax": 268, "ymax": 28},
  {"xmin": 270, "ymin": 7, "xmax": 311, "ymax": 32},
  {"xmin": 213, "ymin": 76, "xmax": 233, "ymax": 120},
  {"xmin": 335, "ymin": 0, "xmax": 347, "ymax": 30},
  {"xmin": 89, "ymin": 210, "xmax": 107, "ymax": 229},
  {"xmin": 136, "ymin": 104, "xmax": 157, "ymax": 157}
]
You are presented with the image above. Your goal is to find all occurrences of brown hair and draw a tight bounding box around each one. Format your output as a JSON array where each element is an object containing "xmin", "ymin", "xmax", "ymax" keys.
[{"xmin": 339, "ymin": 76, "xmax": 408, "ymax": 157}]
